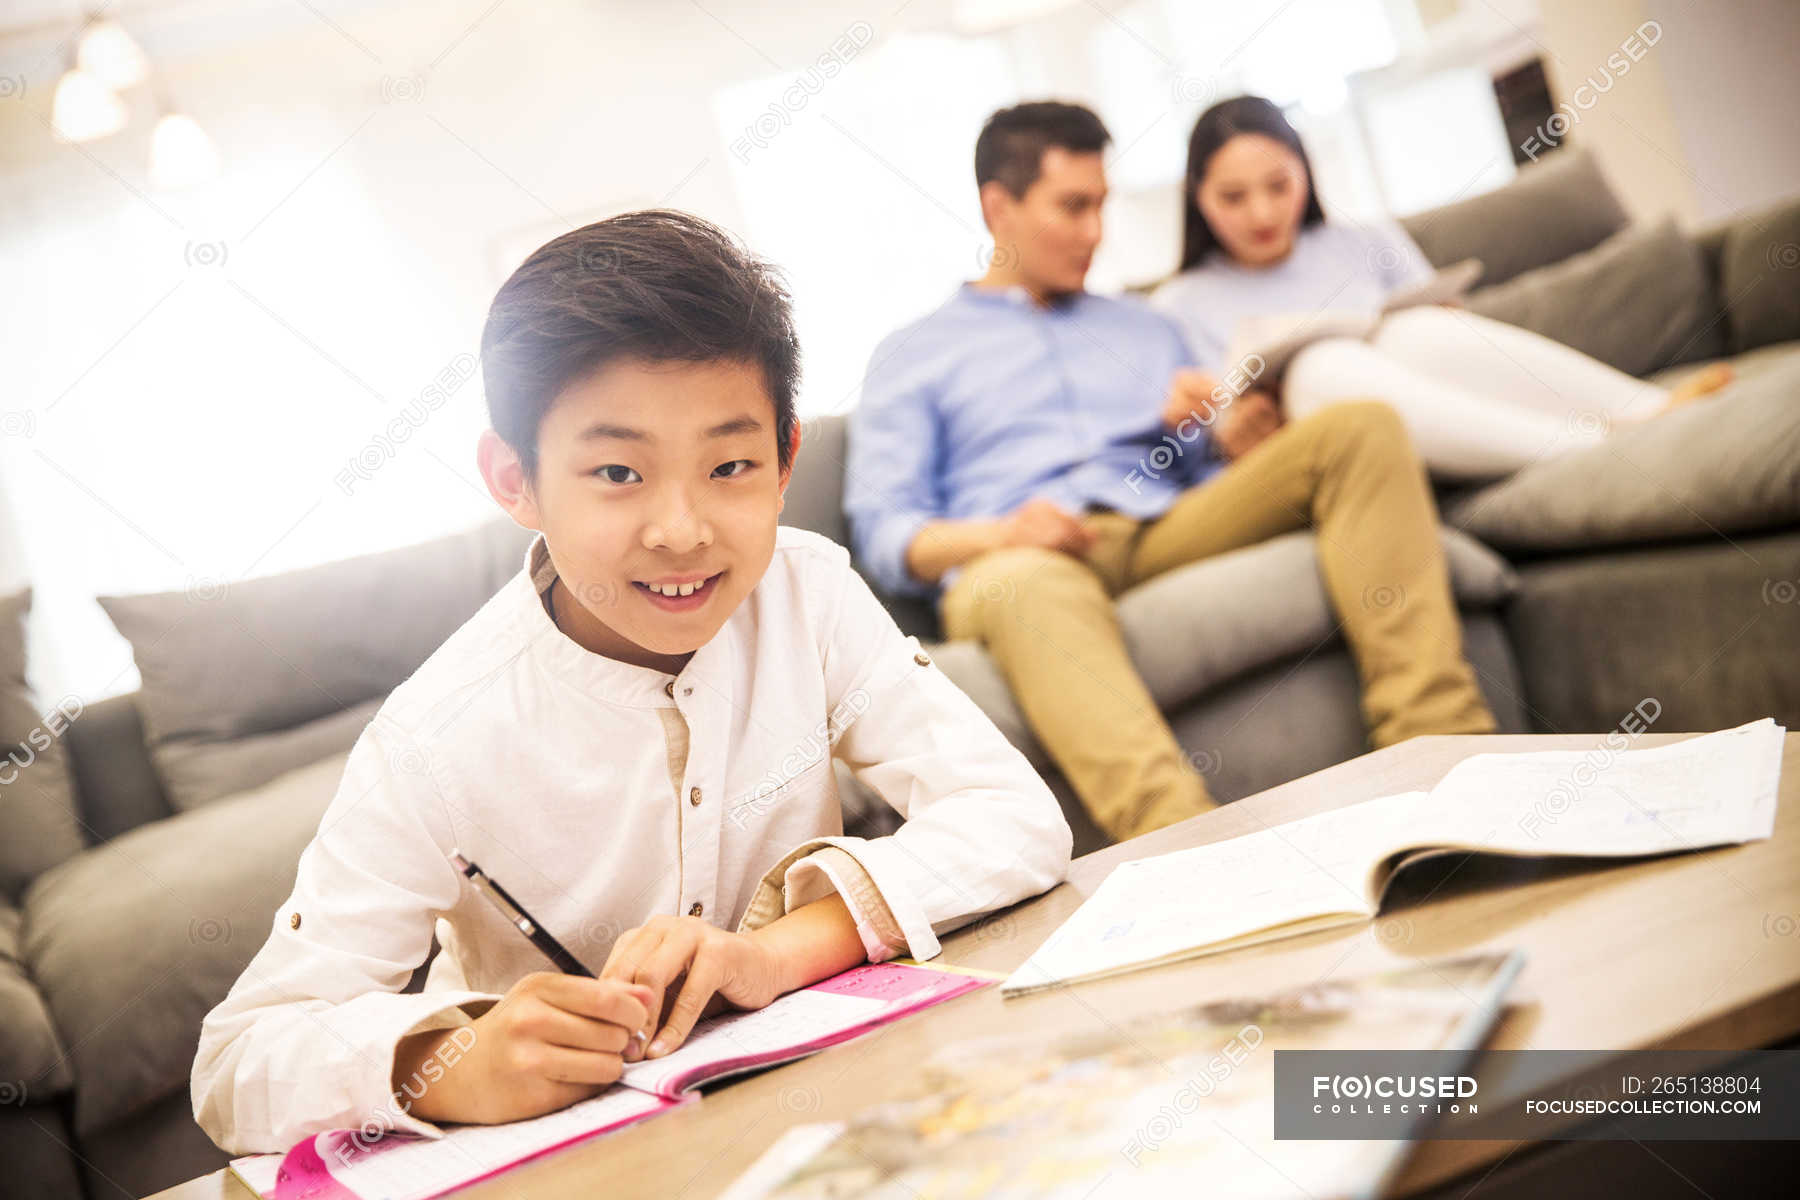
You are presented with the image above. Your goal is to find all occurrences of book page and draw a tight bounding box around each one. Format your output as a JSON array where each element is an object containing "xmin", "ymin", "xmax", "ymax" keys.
[
  {"xmin": 1380, "ymin": 258, "xmax": 1483, "ymax": 310},
  {"xmin": 1414, "ymin": 719, "xmax": 1784, "ymax": 861},
  {"xmin": 619, "ymin": 988, "xmax": 890, "ymax": 1096},
  {"xmin": 238, "ymin": 1086, "xmax": 680, "ymax": 1200},
  {"xmin": 1002, "ymin": 791, "xmax": 1432, "ymax": 996},
  {"xmin": 620, "ymin": 962, "xmax": 987, "ymax": 1096},
  {"xmin": 1226, "ymin": 309, "xmax": 1379, "ymax": 379}
]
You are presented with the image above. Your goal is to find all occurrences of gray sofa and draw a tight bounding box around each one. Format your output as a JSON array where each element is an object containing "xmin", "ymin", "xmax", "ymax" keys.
[{"xmin": 3, "ymin": 149, "xmax": 1796, "ymax": 1200}]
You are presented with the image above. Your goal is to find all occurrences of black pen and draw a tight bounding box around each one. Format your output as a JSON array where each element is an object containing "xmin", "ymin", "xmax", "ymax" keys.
[{"xmin": 450, "ymin": 850, "xmax": 595, "ymax": 977}]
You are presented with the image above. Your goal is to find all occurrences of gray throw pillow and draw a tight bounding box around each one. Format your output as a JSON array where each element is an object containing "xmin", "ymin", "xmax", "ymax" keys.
[
  {"xmin": 99, "ymin": 516, "xmax": 535, "ymax": 811},
  {"xmin": 1719, "ymin": 196, "xmax": 1800, "ymax": 355},
  {"xmin": 1399, "ymin": 148, "xmax": 1630, "ymax": 288},
  {"xmin": 1444, "ymin": 359, "xmax": 1800, "ymax": 552},
  {"xmin": 0, "ymin": 588, "xmax": 86, "ymax": 900},
  {"xmin": 1466, "ymin": 218, "xmax": 1729, "ymax": 377}
]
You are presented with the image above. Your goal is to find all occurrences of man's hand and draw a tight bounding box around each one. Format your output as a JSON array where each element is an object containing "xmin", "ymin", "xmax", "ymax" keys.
[
  {"xmin": 1212, "ymin": 390, "xmax": 1285, "ymax": 461},
  {"xmin": 601, "ymin": 916, "xmax": 786, "ymax": 1061},
  {"xmin": 1001, "ymin": 498, "xmax": 1095, "ymax": 556},
  {"xmin": 1162, "ymin": 368, "xmax": 1224, "ymax": 429},
  {"xmin": 391, "ymin": 973, "xmax": 653, "ymax": 1126}
]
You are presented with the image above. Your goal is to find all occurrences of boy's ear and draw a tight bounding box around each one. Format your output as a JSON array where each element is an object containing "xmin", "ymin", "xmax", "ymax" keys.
[
  {"xmin": 775, "ymin": 419, "xmax": 804, "ymax": 512},
  {"xmin": 477, "ymin": 429, "xmax": 544, "ymax": 531}
]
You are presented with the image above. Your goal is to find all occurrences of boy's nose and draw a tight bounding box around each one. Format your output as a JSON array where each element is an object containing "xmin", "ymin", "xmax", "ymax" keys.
[{"xmin": 641, "ymin": 502, "xmax": 713, "ymax": 554}]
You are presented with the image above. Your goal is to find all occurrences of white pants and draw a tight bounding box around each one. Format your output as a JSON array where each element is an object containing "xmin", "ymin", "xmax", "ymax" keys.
[{"xmin": 1282, "ymin": 306, "xmax": 1669, "ymax": 480}]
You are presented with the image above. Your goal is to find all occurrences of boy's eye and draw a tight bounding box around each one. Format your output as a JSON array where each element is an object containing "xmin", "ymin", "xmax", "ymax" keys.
[
  {"xmin": 594, "ymin": 465, "xmax": 641, "ymax": 484},
  {"xmin": 712, "ymin": 459, "xmax": 754, "ymax": 479}
]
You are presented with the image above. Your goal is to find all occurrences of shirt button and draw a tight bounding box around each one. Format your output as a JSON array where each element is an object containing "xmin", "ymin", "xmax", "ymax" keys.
[
  {"xmin": 664, "ymin": 680, "xmax": 675, "ymax": 698},
  {"xmin": 689, "ymin": 786, "xmax": 702, "ymax": 806},
  {"xmin": 688, "ymin": 902, "xmax": 704, "ymax": 917},
  {"xmin": 289, "ymin": 912, "xmax": 301, "ymax": 930},
  {"xmin": 914, "ymin": 651, "xmax": 931, "ymax": 667}
]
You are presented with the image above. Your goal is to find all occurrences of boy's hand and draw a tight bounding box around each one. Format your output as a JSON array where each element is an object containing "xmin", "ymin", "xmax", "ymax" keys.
[
  {"xmin": 392, "ymin": 973, "xmax": 654, "ymax": 1126},
  {"xmin": 600, "ymin": 915, "xmax": 786, "ymax": 1061}
]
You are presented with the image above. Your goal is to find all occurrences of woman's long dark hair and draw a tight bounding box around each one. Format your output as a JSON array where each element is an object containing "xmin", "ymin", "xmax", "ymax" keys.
[{"xmin": 1178, "ymin": 95, "xmax": 1326, "ymax": 272}]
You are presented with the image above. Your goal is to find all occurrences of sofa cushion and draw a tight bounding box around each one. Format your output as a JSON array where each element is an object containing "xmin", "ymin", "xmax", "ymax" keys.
[
  {"xmin": 0, "ymin": 898, "xmax": 73, "ymax": 1097},
  {"xmin": 1718, "ymin": 196, "xmax": 1800, "ymax": 355},
  {"xmin": 1398, "ymin": 148, "xmax": 1631, "ymax": 288},
  {"xmin": 929, "ymin": 527, "xmax": 1515, "ymax": 769},
  {"xmin": 1444, "ymin": 359, "xmax": 1800, "ymax": 553},
  {"xmin": 1465, "ymin": 218, "xmax": 1729, "ymax": 376},
  {"xmin": 99, "ymin": 517, "xmax": 533, "ymax": 811},
  {"xmin": 0, "ymin": 588, "xmax": 86, "ymax": 900},
  {"xmin": 21, "ymin": 752, "xmax": 347, "ymax": 1134}
]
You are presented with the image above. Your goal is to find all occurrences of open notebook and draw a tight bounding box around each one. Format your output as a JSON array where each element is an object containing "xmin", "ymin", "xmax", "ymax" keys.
[
  {"xmin": 228, "ymin": 961, "xmax": 989, "ymax": 1200},
  {"xmin": 1003, "ymin": 718, "xmax": 1785, "ymax": 997}
]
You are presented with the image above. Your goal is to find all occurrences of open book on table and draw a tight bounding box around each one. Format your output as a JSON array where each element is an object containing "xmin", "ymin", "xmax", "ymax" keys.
[
  {"xmin": 727, "ymin": 951, "xmax": 1523, "ymax": 1200},
  {"xmin": 228, "ymin": 961, "xmax": 989, "ymax": 1200},
  {"xmin": 1225, "ymin": 257, "xmax": 1484, "ymax": 378},
  {"xmin": 1003, "ymin": 718, "xmax": 1784, "ymax": 998}
]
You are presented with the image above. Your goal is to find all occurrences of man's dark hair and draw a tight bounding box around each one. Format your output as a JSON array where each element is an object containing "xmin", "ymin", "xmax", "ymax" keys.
[
  {"xmin": 480, "ymin": 209, "xmax": 801, "ymax": 481},
  {"xmin": 974, "ymin": 101, "xmax": 1111, "ymax": 198}
]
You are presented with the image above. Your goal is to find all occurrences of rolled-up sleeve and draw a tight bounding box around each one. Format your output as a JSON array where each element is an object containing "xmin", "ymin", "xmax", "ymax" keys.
[
  {"xmin": 190, "ymin": 717, "xmax": 501, "ymax": 1154},
  {"xmin": 845, "ymin": 331, "xmax": 945, "ymax": 599},
  {"xmin": 741, "ymin": 547, "xmax": 1072, "ymax": 960}
]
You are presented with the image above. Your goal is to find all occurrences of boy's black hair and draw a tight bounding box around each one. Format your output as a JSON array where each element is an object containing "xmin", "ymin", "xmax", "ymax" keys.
[
  {"xmin": 480, "ymin": 209, "xmax": 801, "ymax": 481},
  {"xmin": 974, "ymin": 101, "xmax": 1112, "ymax": 198}
]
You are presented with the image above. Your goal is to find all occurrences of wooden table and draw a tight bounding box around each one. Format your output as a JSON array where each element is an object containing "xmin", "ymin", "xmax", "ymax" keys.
[{"xmin": 153, "ymin": 731, "xmax": 1800, "ymax": 1199}]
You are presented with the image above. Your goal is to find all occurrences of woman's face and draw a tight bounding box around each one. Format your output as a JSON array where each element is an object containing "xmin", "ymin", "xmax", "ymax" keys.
[{"xmin": 1195, "ymin": 133, "xmax": 1310, "ymax": 267}]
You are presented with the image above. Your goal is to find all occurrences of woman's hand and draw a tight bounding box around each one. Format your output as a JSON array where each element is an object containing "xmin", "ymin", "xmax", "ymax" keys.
[
  {"xmin": 601, "ymin": 916, "xmax": 787, "ymax": 1060},
  {"xmin": 1213, "ymin": 390, "xmax": 1286, "ymax": 461}
]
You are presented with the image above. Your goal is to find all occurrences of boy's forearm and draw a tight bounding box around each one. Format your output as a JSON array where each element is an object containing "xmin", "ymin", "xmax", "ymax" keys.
[{"xmin": 745, "ymin": 893, "xmax": 868, "ymax": 995}]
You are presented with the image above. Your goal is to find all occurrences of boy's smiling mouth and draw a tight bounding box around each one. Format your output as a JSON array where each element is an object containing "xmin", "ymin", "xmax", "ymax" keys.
[{"xmin": 633, "ymin": 571, "xmax": 725, "ymax": 611}]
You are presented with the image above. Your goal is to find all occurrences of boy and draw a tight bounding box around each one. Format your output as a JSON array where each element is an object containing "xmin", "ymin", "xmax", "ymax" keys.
[{"xmin": 191, "ymin": 210, "xmax": 1071, "ymax": 1154}]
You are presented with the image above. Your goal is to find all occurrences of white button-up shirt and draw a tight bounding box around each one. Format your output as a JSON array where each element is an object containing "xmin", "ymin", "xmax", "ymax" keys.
[{"xmin": 191, "ymin": 526, "xmax": 1071, "ymax": 1154}]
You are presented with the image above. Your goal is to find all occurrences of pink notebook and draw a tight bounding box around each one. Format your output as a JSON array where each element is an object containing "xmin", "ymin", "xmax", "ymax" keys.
[{"xmin": 228, "ymin": 961, "xmax": 989, "ymax": 1200}]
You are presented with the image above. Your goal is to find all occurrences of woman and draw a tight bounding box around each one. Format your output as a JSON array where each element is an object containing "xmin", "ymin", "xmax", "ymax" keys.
[{"xmin": 1151, "ymin": 95, "xmax": 1730, "ymax": 479}]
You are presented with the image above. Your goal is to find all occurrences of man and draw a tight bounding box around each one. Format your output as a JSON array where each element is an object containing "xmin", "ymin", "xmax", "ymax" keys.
[{"xmin": 846, "ymin": 101, "xmax": 1496, "ymax": 843}]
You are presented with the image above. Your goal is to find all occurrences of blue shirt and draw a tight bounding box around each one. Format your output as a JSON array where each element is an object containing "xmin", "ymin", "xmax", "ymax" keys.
[
  {"xmin": 1149, "ymin": 220, "xmax": 1433, "ymax": 369},
  {"xmin": 846, "ymin": 284, "xmax": 1220, "ymax": 598}
]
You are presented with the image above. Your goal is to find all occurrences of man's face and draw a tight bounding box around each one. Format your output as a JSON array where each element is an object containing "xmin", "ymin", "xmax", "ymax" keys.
[
  {"xmin": 510, "ymin": 358, "xmax": 792, "ymax": 671},
  {"xmin": 987, "ymin": 147, "xmax": 1108, "ymax": 295}
]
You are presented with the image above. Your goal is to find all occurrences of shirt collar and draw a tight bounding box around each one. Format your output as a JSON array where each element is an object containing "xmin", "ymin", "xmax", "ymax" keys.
[
  {"xmin": 955, "ymin": 281, "xmax": 1089, "ymax": 313},
  {"xmin": 517, "ymin": 531, "xmax": 729, "ymax": 709}
]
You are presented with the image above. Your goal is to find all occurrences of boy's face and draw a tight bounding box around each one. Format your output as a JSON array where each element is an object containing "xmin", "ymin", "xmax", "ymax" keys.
[{"xmin": 488, "ymin": 357, "xmax": 794, "ymax": 673}]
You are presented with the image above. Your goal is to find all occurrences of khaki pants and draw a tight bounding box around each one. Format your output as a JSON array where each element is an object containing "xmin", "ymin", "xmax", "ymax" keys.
[{"xmin": 941, "ymin": 401, "xmax": 1497, "ymax": 842}]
